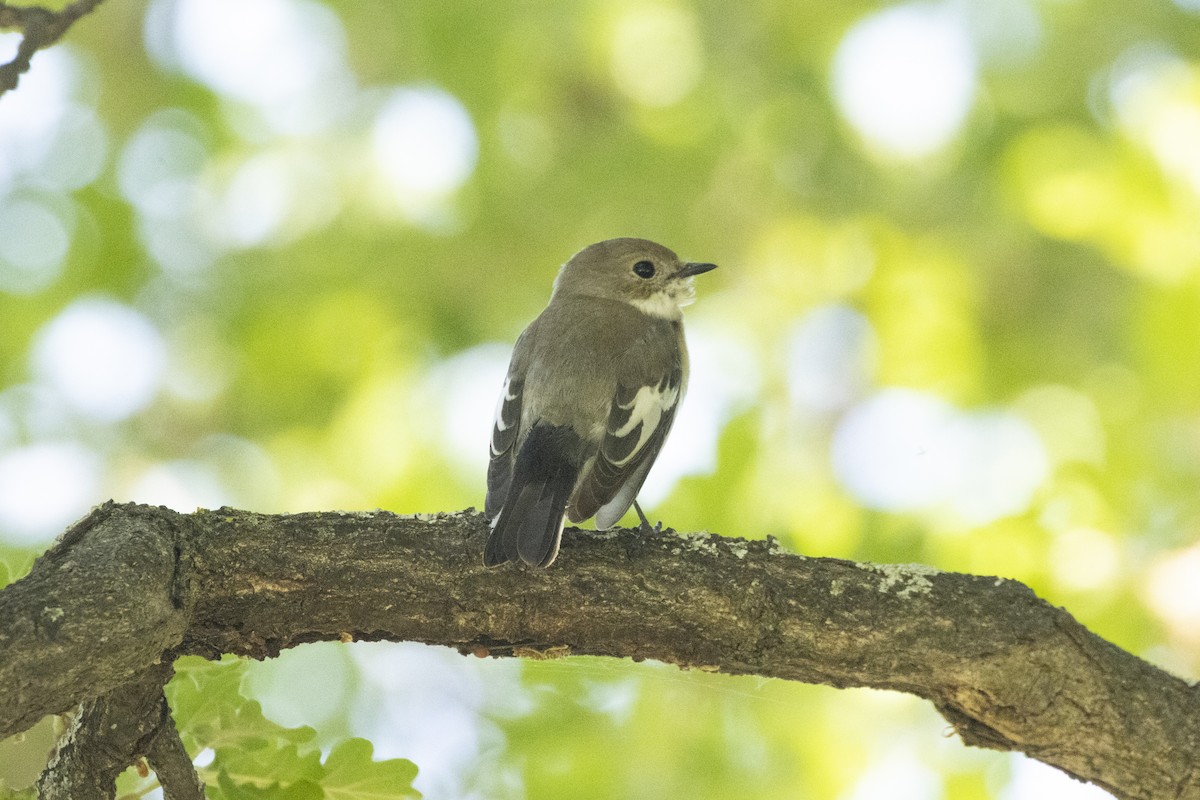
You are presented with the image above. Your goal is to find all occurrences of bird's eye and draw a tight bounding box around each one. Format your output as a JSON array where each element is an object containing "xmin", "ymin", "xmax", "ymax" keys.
[{"xmin": 632, "ymin": 260, "xmax": 656, "ymax": 279}]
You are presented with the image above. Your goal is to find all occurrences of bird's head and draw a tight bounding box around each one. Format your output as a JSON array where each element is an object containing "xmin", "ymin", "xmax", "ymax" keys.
[{"xmin": 552, "ymin": 237, "xmax": 718, "ymax": 319}]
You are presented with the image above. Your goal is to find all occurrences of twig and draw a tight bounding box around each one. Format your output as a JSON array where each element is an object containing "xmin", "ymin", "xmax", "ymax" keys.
[
  {"xmin": 147, "ymin": 716, "xmax": 205, "ymax": 800},
  {"xmin": 0, "ymin": 0, "xmax": 109, "ymax": 97}
]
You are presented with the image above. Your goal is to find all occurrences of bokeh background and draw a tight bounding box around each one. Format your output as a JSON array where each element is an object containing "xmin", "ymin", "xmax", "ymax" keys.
[{"xmin": 2, "ymin": 0, "xmax": 1200, "ymax": 797}]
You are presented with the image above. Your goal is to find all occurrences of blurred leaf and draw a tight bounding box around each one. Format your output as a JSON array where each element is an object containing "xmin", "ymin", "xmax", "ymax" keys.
[
  {"xmin": 169, "ymin": 658, "xmax": 405, "ymax": 800},
  {"xmin": 320, "ymin": 739, "xmax": 421, "ymax": 800},
  {"xmin": 214, "ymin": 770, "xmax": 323, "ymax": 800},
  {"xmin": 210, "ymin": 744, "xmax": 323, "ymax": 799}
]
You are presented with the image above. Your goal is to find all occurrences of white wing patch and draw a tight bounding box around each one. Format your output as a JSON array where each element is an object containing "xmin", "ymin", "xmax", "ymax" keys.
[
  {"xmin": 609, "ymin": 382, "xmax": 679, "ymax": 467},
  {"xmin": 490, "ymin": 377, "xmax": 519, "ymax": 456}
]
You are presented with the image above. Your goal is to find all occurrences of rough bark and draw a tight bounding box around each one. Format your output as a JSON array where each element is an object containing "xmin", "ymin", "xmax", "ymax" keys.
[{"xmin": 1, "ymin": 502, "xmax": 1197, "ymax": 800}]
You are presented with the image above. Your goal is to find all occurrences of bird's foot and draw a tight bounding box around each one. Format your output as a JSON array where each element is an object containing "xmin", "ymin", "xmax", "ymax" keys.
[{"xmin": 633, "ymin": 500, "xmax": 664, "ymax": 535}]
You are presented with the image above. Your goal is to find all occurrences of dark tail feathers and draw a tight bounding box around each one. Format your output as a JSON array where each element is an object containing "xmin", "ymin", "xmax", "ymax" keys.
[{"xmin": 484, "ymin": 424, "xmax": 580, "ymax": 568}]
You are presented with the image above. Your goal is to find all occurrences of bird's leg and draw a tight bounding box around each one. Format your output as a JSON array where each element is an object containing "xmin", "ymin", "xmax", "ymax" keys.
[{"xmin": 632, "ymin": 500, "xmax": 662, "ymax": 535}]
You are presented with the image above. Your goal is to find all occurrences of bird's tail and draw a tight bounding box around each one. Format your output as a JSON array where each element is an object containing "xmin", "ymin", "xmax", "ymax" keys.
[{"xmin": 484, "ymin": 424, "xmax": 580, "ymax": 568}]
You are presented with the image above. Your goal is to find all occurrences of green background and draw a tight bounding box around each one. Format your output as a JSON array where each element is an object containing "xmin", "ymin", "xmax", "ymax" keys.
[{"xmin": 2, "ymin": 0, "xmax": 1200, "ymax": 797}]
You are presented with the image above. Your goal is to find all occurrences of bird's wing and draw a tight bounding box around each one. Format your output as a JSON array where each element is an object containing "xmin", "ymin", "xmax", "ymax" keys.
[
  {"xmin": 485, "ymin": 326, "xmax": 534, "ymax": 521},
  {"xmin": 568, "ymin": 327, "xmax": 684, "ymax": 528}
]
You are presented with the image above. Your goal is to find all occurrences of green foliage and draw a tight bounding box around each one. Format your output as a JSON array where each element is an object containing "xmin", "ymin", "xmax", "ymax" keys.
[
  {"xmin": 0, "ymin": 548, "xmax": 36, "ymax": 590},
  {"xmin": 157, "ymin": 658, "xmax": 420, "ymax": 800}
]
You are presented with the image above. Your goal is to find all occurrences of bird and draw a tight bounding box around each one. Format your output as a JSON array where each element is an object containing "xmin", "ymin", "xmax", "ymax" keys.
[{"xmin": 484, "ymin": 237, "xmax": 717, "ymax": 567}]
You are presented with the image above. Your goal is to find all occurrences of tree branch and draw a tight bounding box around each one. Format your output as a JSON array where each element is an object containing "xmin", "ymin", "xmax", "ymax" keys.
[
  {"xmin": 35, "ymin": 662, "xmax": 203, "ymax": 800},
  {"xmin": 0, "ymin": 0, "xmax": 108, "ymax": 97},
  {"xmin": 146, "ymin": 707, "xmax": 206, "ymax": 800},
  {"xmin": 1, "ymin": 502, "xmax": 1197, "ymax": 800}
]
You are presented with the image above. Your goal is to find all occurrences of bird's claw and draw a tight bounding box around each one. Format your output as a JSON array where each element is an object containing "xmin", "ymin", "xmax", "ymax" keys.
[{"xmin": 633, "ymin": 500, "xmax": 663, "ymax": 535}]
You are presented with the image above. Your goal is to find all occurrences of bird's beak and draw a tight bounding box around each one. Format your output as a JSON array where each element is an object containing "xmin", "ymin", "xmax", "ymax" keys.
[{"xmin": 677, "ymin": 261, "xmax": 718, "ymax": 278}]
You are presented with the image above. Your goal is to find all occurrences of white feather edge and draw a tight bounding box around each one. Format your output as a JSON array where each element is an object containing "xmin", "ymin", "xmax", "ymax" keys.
[{"xmin": 594, "ymin": 455, "xmax": 657, "ymax": 529}]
